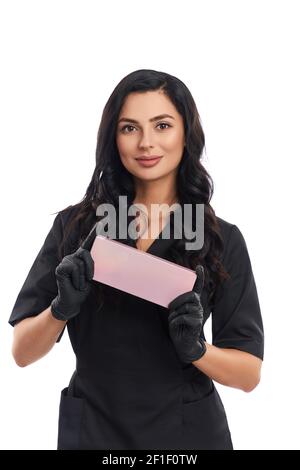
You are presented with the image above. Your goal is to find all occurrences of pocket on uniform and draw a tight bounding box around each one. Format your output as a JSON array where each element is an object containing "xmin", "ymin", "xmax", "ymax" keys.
[
  {"xmin": 181, "ymin": 383, "xmax": 233, "ymax": 450},
  {"xmin": 57, "ymin": 387, "xmax": 85, "ymax": 450}
]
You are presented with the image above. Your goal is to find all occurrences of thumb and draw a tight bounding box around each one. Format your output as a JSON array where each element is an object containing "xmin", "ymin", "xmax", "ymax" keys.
[{"xmin": 192, "ymin": 265, "xmax": 205, "ymax": 295}]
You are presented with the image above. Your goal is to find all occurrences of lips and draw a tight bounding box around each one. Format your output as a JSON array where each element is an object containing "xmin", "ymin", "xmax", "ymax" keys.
[
  {"xmin": 135, "ymin": 156, "xmax": 163, "ymax": 168},
  {"xmin": 136, "ymin": 155, "xmax": 163, "ymax": 160}
]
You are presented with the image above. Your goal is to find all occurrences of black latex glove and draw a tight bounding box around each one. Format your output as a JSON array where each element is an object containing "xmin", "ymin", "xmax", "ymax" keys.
[
  {"xmin": 167, "ymin": 265, "xmax": 206, "ymax": 364},
  {"xmin": 50, "ymin": 229, "xmax": 95, "ymax": 321}
]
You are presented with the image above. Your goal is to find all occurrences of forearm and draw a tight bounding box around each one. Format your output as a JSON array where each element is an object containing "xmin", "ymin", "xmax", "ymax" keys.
[
  {"xmin": 12, "ymin": 306, "xmax": 67, "ymax": 367},
  {"xmin": 192, "ymin": 342, "xmax": 262, "ymax": 392}
]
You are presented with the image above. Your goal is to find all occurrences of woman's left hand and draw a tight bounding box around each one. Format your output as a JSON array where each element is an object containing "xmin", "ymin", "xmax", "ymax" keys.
[{"xmin": 167, "ymin": 265, "xmax": 207, "ymax": 364}]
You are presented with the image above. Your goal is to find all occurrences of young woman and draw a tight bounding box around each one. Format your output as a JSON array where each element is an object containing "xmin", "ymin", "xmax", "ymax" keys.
[{"xmin": 9, "ymin": 69, "xmax": 264, "ymax": 450}]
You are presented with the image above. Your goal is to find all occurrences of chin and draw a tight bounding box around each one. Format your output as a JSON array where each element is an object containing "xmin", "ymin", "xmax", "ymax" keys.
[{"xmin": 132, "ymin": 169, "xmax": 167, "ymax": 181}]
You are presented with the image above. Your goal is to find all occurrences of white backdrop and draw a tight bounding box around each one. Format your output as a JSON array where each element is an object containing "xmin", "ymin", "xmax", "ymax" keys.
[{"xmin": 1, "ymin": 0, "xmax": 299, "ymax": 450}]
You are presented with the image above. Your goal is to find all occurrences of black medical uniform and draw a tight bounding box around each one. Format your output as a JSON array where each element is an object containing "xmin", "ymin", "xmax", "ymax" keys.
[{"xmin": 9, "ymin": 206, "xmax": 264, "ymax": 450}]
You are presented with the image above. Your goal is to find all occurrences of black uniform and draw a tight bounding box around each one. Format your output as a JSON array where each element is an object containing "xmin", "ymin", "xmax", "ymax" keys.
[{"xmin": 9, "ymin": 206, "xmax": 264, "ymax": 450}]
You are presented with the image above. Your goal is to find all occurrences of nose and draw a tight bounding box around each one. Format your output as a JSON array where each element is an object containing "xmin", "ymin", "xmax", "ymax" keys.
[{"xmin": 138, "ymin": 128, "xmax": 155, "ymax": 149}]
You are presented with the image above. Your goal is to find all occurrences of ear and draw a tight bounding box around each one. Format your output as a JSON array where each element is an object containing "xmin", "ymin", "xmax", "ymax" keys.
[{"xmin": 192, "ymin": 265, "xmax": 205, "ymax": 295}]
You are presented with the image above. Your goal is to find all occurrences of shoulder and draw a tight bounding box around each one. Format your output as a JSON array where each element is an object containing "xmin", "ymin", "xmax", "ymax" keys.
[
  {"xmin": 215, "ymin": 215, "xmax": 237, "ymax": 245},
  {"xmin": 215, "ymin": 215, "xmax": 251, "ymax": 269},
  {"xmin": 216, "ymin": 215, "xmax": 246, "ymax": 240},
  {"xmin": 52, "ymin": 203, "xmax": 82, "ymax": 255},
  {"xmin": 57, "ymin": 203, "xmax": 81, "ymax": 229},
  {"xmin": 215, "ymin": 215, "xmax": 235, "ymax": 236}
]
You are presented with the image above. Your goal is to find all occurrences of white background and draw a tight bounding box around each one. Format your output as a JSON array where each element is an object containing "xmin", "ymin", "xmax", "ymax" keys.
[{"xmin": 1, "ymin": 0, "xmax": 299, "ymax": 450}]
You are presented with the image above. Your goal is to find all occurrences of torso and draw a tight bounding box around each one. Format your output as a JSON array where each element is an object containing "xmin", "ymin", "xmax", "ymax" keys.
[
  {"xmin": 133, "ymin": 197, "xmax": 180, "ymax": 252},
  {"xmin": 135, "ymin": 213, "xmax": 169, "ymax": 252},
  {"xmin": 58, "ymin": 206, "xmax": 232, "ymax": 450},
  {"xmin": 136, "ymin": 237, "xmax": 156, "ymax": 252}
]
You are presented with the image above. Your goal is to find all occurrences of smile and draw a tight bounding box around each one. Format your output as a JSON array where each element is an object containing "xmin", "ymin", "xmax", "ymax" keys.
[{"xmin": 135, "ymin": 156, "xmax": 163, "ymax": 168}]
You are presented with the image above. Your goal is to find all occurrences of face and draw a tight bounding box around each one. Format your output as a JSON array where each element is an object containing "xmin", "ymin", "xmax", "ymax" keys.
[{"xmin": 115, "ymin": 90, "xmax": 185, "ymax": 182}]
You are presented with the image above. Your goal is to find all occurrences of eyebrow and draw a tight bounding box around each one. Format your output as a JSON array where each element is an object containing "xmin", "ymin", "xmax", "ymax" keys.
[{"xmin": 117, "ymin": 114, "xmax": 175, "ymax": 124}]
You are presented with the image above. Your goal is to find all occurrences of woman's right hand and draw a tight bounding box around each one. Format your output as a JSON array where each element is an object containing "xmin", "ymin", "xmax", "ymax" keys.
[{"xmin": 50, "ymin": 247, "xmax": 94, "ymax": 321}]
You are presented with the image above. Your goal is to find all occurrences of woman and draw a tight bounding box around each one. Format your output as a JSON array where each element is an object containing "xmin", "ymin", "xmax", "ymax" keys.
[{"xmin": 9, "ymin": 69, "xmax": 264, "ymax": 450}]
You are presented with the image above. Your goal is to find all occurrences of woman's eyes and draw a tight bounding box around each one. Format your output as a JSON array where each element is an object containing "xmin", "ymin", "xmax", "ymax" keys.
[{"xmin": 120, "ymin": 122, "xmax": 171, "ymax": 133}]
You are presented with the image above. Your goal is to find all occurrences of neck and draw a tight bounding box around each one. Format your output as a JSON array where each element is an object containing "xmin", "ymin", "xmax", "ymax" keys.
[{"xmin": 133, "ymin": 176, "xmax": 178, "ymax": 211}]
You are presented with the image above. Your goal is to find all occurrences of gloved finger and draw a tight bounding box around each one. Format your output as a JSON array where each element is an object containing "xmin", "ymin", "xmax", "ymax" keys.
[
  {"xmin": 55, "ymin": 257, "xmax": 73, "ymax": 278},
  {"xmin": 168, "ymin": 291, "xmax": 200, "ymax": 312},
  {"xmin": 81, "ymin": 223, "xmax": 97, "ymax": 251},
  {"xmin": 193, "ymin": 265, "xmax": 205, "ymax": 295},
  {"xmin": 70, "ymin": 257, "xmax": 83, "ymax": 290},
  {"xmin": 169, "ymin": 314, "xmax": 200, "ymax": 333},
  {"xmin": 169, "ymin": 316, "xmax": 202, "ymax": 340},
  {"xmin": 56, "ymin": 256, "xmax": 81, "ymax": 290},
  {"xmin": 168, "ymin": 304, "xmax": 200, "ymax": 323},
  {"xmin": 75, "ymin": 256, "xmax": 87, "ymax": 291},
  {"xmin": 169, "ymin": 314, "xmax": 188, "ymax": 332},
  {"xmin": 76, "ymin": 248, "xmax": 95, "ymax": 281}
]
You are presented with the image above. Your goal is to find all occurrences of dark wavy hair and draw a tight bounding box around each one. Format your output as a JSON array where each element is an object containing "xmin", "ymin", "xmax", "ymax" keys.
[{"xmin": 55, "ymin": 69, "xmax": 230, "ymax": 310}]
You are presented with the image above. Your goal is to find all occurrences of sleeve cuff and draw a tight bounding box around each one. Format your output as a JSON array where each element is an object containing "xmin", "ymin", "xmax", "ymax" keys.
[{"xmin": 212, "ymin": 339, "xmax": 264, "ymax": 360}]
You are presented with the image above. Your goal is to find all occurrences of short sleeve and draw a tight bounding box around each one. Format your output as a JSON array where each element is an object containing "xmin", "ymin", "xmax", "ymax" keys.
[
  {"xmin": 211, "ymin": 224, "xmax": 264, "ymax": 360},
  {"xmin": 8, "ymin": 212, "xmax": 66, "ymax": 342}
]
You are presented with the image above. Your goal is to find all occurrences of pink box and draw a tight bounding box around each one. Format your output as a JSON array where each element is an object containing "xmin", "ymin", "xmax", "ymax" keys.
[{"xmin": 90, "ymin": 235, "xmax": 197, "ymax": 308}]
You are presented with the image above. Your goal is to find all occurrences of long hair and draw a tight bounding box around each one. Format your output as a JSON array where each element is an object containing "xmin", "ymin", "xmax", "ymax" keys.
[{"xmin": 54, "ymin": 69, "xmax": 230, "ymax": 310}]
